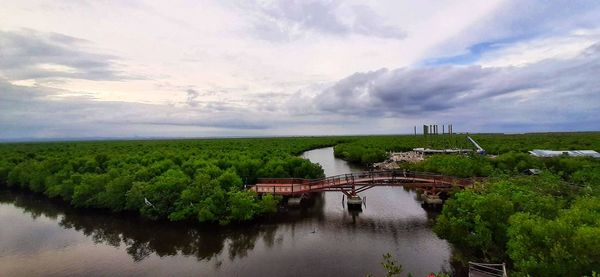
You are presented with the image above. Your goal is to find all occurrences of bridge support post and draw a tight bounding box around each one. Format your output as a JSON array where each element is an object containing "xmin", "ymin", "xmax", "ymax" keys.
[
  {"xmin": 421, "ymin": 190, "xmax": 443, "ymax": 206},
  {"xmin": 347, "ymin": 195, "xmax": 362, "ymax": 209},
  {"xmin": 288, "ymin": 197, "xmax": 303, "ymax": 207},
  {"xmin": 346, "ymin": 177, "xmax": 363, "ymax": 209}
]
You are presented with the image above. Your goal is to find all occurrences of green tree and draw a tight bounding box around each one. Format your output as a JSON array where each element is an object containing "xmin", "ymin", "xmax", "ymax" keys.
[{"xmin": 227, "ymin": 190, "xmax": 258, "ymax": 222}]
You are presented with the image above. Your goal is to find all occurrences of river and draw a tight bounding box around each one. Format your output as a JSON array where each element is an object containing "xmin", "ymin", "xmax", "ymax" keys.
[{"xmin": 0, "ymin": 147, "xmax": 452, "ymax": 276}]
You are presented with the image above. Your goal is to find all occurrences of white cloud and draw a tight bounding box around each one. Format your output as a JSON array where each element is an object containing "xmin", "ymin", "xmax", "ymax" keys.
[
  {"xmin": 36, "ymin": 63, "xmax": 79, "ymax": 74},
  {"xmin": 237, "ymin": 0, "xmax": 406, "ymax": 41},
  {"xmin": 478, "ymin": 32, "xmax": 600, "ymax": 67}
]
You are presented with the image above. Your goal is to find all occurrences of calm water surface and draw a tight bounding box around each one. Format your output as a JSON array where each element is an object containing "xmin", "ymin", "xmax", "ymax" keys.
[{"xmin": 0, "ymin": 147, "xmax": 452, "ymax": 276}]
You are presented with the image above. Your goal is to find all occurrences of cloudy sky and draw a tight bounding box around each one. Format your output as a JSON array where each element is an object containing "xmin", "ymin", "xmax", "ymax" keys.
[{"xmin": 1, "ymin": 0, "xmax": 600, "ymax": 140}]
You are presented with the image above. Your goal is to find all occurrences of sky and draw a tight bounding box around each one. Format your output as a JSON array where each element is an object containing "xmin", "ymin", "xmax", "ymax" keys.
[{"xmin": 1, "ymin": 0, "xmax": 600, "ymax": 140}]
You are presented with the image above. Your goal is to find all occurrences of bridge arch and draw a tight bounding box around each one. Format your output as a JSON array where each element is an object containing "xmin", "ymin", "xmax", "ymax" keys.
[{"xmin": 251, "ymin": 170, "xmax": 477, "ymax": 206}]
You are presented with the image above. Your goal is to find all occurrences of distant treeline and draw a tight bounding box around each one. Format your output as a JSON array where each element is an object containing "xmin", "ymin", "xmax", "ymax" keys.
[
  {"xmin": 472, "ymin": 132, "xmax": 600, "ymax": 154},
  {"xmin": 333, "ymin": 132, "xmax": 600, "ymax": 165}
]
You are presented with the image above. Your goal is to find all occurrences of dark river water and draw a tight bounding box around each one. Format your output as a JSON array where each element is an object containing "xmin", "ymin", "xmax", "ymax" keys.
[{"xmin": 0, "ymin": 147, "xmax": 452, "ymax": 276}]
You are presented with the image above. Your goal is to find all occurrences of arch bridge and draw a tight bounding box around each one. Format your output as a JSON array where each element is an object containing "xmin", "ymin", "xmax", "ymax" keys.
[{"xmin": 251, "ymin": 170, "xmax": 477, "ymax": 206}]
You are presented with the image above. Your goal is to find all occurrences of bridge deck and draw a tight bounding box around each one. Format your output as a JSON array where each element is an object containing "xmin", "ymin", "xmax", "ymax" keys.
[{"xmin": 251, "ymin": 170, "xmax": 475, "ymax": 196}]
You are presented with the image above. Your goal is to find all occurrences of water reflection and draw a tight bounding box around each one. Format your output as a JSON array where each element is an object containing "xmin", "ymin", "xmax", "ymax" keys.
[
  {"xmin": 1, "ymin": 190, "xmax": 278, "ymax": 264},
  {"xmin": 0, "ymin": 188, "xmax": 449, "ymax": 276}
]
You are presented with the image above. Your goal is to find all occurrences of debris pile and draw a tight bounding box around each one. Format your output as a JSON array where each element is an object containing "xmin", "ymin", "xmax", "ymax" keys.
[{"xmin": 373, "ymin": 151, "xmax": 424, "ymax": 169}]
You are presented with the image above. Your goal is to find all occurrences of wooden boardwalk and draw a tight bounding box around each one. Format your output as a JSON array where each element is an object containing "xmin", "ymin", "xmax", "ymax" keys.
[{"xmin": 251, "ymin": 170, "xmax": 476, "ymax": 197}]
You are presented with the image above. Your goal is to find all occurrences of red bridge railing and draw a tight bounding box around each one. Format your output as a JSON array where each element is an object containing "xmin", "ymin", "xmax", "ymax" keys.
[{"xmin": 251, "ymin": 170, "xmax": 477, "ymax": 195}]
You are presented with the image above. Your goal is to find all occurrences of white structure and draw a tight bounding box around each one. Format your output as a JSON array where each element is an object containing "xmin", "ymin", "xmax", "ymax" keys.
[
  {"xmin": 467, "ymin": 136, "xmax": 486, "ymax": 154},
  {"xmin": 413, "ymin": 148, "xmax": 473, "ymax": 154},
  {"xmin": 529, "ymin": 149, "xmax": 600, "ymax": 158}
]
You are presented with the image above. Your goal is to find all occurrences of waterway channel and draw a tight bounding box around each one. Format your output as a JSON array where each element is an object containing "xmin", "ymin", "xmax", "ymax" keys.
[{"xmin": 0, "ymin": 147, "xmax": 452, "ymax": 276}]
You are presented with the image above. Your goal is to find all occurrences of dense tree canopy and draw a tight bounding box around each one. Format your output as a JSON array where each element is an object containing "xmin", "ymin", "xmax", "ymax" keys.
[
  {"xmin": 331, "ymin": 132, "xmax": 600, "ymax": 276},
  {"xmin": 424, "ymin": 155, "xmax": 600, "ymax": 276},
  {"xmin": 0, "ymin": 137, "xmax": 343, "ymax": 224},
  {"xmin": 434, "ymin": 171, "xmax": 600, "ymax": 277}
]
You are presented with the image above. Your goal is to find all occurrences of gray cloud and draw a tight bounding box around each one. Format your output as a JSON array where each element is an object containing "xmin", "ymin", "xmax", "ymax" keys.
[
  {"xmin": 0, "ymin": 29, "xmax": 127, "ymax": 81},
  {"xmin": 185, "ymin": 89, "xmax": 200, "ymax": 107},
  {"xmin": 307, "ymin": 42, "xmax": 600, "ymax": 116},
  {"xmin": 311, "ymin": 66, "xmax": 496, "ymax": 115},
  {"xmin": 241, "ymin": 0, "xmax": 405, "ymax": 41},
  {"xmin": 287, "ymin": 42, "xmax": 600, "ymax": 132}
]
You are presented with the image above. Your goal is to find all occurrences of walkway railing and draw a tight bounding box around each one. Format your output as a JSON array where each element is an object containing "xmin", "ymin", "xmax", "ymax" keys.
[
  {"xmin": 252, "ymin": 170, "xmax": 476, "ymax": 195},
  {"xmin": 468, "ymin": 262, "xmax": 508, "ymax": 277}
]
